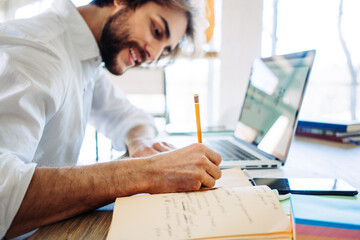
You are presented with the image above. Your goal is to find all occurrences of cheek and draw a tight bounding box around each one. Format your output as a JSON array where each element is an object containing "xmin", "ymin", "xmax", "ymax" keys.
[
  {"xmin": 118, "ymin": 49, "xmax": 129, "ymax": 63},
  {"xmin": 131, "ymin": 21, "xmax": 152, "ymax": 43}
]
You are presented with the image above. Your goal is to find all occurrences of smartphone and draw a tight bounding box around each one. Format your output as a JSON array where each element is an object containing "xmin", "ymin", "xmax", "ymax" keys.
[{"xmin": 252, "ymin": 177, "xmax": 358, "ymax": 196}]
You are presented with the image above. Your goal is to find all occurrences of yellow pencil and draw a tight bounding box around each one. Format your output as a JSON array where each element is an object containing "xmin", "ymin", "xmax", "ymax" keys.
[{"xmin": 194, "ymin": 94, "xmax": 202, "ymax": 143}]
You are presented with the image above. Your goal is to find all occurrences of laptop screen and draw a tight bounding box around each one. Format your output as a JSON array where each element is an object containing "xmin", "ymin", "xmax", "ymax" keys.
[{"xmin": 234, "ymin": 50, "xmax": 316, "ymax": 162}]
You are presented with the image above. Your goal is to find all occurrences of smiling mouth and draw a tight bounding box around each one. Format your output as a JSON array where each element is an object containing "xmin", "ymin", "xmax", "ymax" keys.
[{"xmin": 130, "ymin": 47, "xmax": 140, "ymax": 65}]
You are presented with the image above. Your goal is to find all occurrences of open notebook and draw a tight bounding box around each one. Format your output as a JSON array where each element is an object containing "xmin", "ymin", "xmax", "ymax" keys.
[{"xmin": 106, "ymin": 168, "xmax": 292, "ymax": 240}]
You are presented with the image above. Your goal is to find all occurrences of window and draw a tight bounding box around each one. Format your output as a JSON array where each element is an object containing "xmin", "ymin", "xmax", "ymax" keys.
[
  {"xmin": 165, "ymin": 0, "xmax": 222, "ymax": 131},
  {"xmin": 262, "ymin": 0, "xmax": 360, "ymax": 121}
]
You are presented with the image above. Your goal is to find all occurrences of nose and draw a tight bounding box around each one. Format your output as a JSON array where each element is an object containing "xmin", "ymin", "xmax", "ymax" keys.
[{"xmin": 145, "ymin": 42, "xmax": 166, "ymax": 62}]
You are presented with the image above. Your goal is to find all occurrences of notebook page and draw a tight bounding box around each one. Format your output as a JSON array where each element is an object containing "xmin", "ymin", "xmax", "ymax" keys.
[{"xmin": 107, "ymin": 186, "xmax": 291, "ymax": 240}]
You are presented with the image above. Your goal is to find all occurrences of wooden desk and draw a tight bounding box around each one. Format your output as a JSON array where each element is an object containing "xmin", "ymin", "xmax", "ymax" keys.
[
  {"xmin": 29, "ymin": 204, "xmax": 114, "ymax": 240},
  {"xmin": 29, "ymin": 136, "xmax": 360, "ymax": 239}
]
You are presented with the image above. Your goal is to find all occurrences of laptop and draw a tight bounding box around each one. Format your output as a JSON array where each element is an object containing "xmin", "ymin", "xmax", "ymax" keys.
[{"xmin": 205, "ymin": 50, "xmax": 316, "ymax": 169}]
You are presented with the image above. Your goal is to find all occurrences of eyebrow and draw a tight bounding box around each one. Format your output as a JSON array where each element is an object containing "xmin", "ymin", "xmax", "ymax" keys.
[{"xmin": 160, "ymin": 16, "xmax": 170, "ymax": 39}]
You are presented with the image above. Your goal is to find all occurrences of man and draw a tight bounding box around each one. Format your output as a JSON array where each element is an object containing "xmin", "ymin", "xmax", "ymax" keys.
[{"xmin": 0, "ymin": 0, "xmax": 222, "ymax": 238}]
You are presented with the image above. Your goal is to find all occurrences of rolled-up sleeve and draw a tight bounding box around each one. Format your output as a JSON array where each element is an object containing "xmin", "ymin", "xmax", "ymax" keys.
[
  {"xmin": 0, "ymin": 50, "xmax": 58, "ymax": 238},
  {"xmin": 89, "ymin": 69, "xmax": 157, "ymax": 151},
  {"xmin": 0, "ymin": 154, "xmax": 36, "ymax": 238}
]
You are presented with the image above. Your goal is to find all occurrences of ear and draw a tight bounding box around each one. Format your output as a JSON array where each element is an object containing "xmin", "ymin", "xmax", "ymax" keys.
[
  {"xmin": 113, "ymin": 0, "xmax": 127, "ymax": 12},
  {"xmin": 113, "ymin": 0, "xmax": 123, "ymax": 8}
]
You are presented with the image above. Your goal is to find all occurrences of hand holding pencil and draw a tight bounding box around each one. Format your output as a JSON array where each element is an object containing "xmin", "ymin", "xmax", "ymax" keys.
[{"xmin": 139, "ymin": 94, "xmax": 221, "ymax": 192}]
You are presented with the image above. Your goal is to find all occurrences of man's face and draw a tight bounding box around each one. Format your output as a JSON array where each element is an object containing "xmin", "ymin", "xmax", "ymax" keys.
[{"xmin": 99, "ymin": 2, "xmax": 188, "ymax": 75}]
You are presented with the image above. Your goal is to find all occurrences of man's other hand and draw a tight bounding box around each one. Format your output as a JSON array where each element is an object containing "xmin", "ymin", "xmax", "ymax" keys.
[{"xmin": 128, "ymin": 138, "xmax": 176, "ymax": 157}]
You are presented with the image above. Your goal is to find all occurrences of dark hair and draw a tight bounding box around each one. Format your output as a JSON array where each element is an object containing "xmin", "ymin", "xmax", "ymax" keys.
[
  {"xmin": 90, "ymin": 0, "xmax": 197, "ymax": 58},
  {"xmin": 90, "ymin": 0, "xmax": 113, "ymax": 7}
]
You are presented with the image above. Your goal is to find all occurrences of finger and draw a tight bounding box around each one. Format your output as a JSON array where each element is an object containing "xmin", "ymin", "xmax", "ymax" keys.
[
  {"xmin": 186, "ymin": 143, "xmax": 221, "ymax": 166},
  {"xmin": 204, "ymin": 147, "xmax": 222, "ymax": 166},
  {"xmin": 162, "ymin": 141, "xmax": 176, "ymax": 149},
  {"xmin": 152, "ymin": 142, "xmax": 173, "ymax": 152},
  {"xmin": 206, "ymin": 163, "xmax": 222, "ymax": 180},
  {"xmin": 200, "ymin": 171, "xmax": 216, "ymax": 188}
]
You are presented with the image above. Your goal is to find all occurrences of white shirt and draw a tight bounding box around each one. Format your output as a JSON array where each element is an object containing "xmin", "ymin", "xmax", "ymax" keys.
[{"xmin": 0, "ymin": 0, "xmax": 155, "ymax": 237}]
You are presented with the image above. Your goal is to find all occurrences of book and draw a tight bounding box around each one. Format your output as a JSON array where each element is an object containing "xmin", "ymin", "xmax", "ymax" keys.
[
  {"xmin": 106, "ymin": 168, "xmax": 292, "ymax": 240},
  {"xmin": 290, "ymin": 194, "xmax": 360, "ymax": 240},
  {"xmin": 296, "ymin": 126, "xmax": 360, "ymax": 138},
  {"xmin": 297, "ymin": 119, "xmax": 360, "ymax": 132},
  {"xmin": 295, "ymin": 128, "xmax": 360, "ymax": 144}
]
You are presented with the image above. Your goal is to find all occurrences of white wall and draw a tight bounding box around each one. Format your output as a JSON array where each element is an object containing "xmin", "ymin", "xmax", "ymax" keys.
[{"xmin": 216, "ymin": 0, "xmax": 263, "ymax": 129}]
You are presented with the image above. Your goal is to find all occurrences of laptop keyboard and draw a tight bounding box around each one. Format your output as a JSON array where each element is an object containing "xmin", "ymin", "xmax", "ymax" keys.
[{"xmin": 207, "ymin": 140, "xmax": 259, "ymax": 161}]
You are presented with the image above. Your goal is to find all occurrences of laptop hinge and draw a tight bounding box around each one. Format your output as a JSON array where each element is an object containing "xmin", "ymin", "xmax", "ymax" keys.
[{"xmin": 234, "ymin": 137, "xmax": 277, "ymax": 160}]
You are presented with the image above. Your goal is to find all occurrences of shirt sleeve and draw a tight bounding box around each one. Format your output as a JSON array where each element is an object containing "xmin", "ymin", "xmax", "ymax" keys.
[
  {"xmin": 0, "ymin": 54, "xmax": 40, "ymax": 239},
  {"xmin": 89, "ymin": 68, "xmax": 158, "ymax": 151},
  {"xmin": 0, "ymin": 50, "xmax": 59, "ymax": 238},
  {"xmin": 0, "ymin": 154, "xmax": 36, "ymax": 238}
]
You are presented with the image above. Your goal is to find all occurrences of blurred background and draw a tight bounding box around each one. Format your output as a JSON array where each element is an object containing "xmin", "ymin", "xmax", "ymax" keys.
[{"xmin": 2, "ymin": 0, "xmax": 359, "ymax": 162}]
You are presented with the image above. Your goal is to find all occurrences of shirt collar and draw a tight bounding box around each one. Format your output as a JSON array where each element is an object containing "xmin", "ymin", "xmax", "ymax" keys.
[{"xmin": 52, "ymin": 0, "xmax": 101, "ymax": 62}]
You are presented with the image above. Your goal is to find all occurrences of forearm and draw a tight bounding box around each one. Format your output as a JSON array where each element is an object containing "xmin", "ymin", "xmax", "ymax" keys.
[
  {"xmin": 6, "ymin": 143, "xmax": 222, "ymax": 238},
  {"xmin": 6, "ymin": 159, "xmax": 150, "ymax": 238}
]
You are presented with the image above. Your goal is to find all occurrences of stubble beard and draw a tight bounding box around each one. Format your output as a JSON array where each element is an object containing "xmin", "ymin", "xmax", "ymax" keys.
[{"xmin": 99, "ymin": 7, "xmax": 145, "ymax": 75}]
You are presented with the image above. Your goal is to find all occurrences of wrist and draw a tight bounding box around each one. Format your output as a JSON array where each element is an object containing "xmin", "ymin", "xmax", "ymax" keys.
[
  {"xmin": 127, "ymin": 136, "xmax": 151, "ymax": 148},
  {"xmin": 111, "ymin": 157, "xmax": 155, "ymax": 196},
  {"xmin": 125, "ymin": 125, "xmax": 156, "ymax": 147}
]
